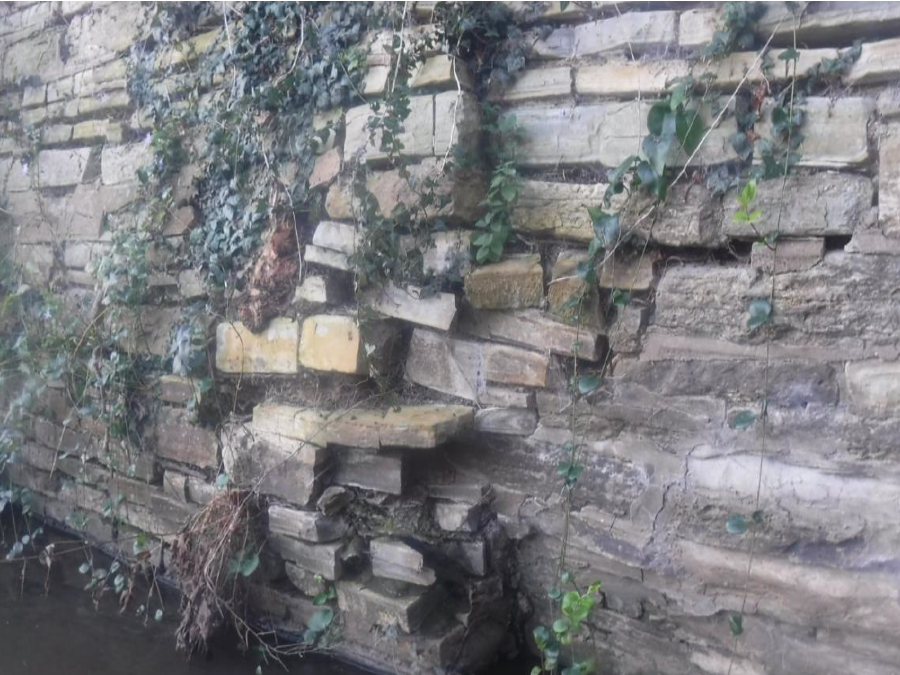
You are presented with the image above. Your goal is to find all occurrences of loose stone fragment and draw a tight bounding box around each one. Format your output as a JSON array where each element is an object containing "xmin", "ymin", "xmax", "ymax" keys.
[
  {"xmin": 269, "ymin": 535, "xmax": 343, "ymax": 581},
  {"xmin": 361, "ymin": 281, "xmax": 457, "ymax": 331},
  {"xmin": 433, "ymin": 501, "xmax": 481, "ymax": 533},
  {"xmin": 268, "ymin": 504, "xmax": 348, "ymax": 543},
  {"xmin": 370, "ymin": 538, "xmax": 437, "ymax": 586},
  {"xmin": 317, "ymin": 486, "xmax": 352, "ymax": 516},
  {"xmin": 333, "ymin": 449, "xmax": 404, "ymax": 495}
]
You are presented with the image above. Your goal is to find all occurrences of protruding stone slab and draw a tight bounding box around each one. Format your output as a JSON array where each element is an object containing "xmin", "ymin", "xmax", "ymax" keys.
[
  {"xmin": 459, "ymin": 308, "xmax": 603, "ymax": 360},
  {"xmin": 216, "ymin": 318, "xmax": 300, "ymax": 375},
  {"xmin": 252, "ymin": 404, "xmax": 328, "ymax": 446},
  {"xmin": 337, "ymin": 577, "xmax": 444, "ymax": 633},
  {"xmin": 878, "ymin": 123, "xmax": 900, "ymax": 236},
  {"xmin": 269, "ymin": 535, "xmax": 343, "ymax": 581},
  {"xmin": 333, "ymin": 449, "xmax": 404, "ymax": 495},
  {"xmin": 410, "ymin": 54, "xmax": 472, "ymax": 90},
  {"xmin": 370, "ymin": 539, "xmax": 436, "ymax": 586},
  {"xmin": 327, "ymin": 404, "xmax": 473, "ymax": 450},
  {"xmin": 312, "ymin": 220, "xmax": 359, "ymax": 256},
  {"xmin": 361, "ymin": 281, "xmax": 457, "ymax": 331},
  {"xmin": 304, "ymin": 244, "xmax": 352, "ymax": 271},
  {"xmin": 464, "ymin": 254, "xmax": 543, "ymax": 309},
  {"xmin": 268, "ymin": 504, "xmax": 348, "ymax": 543}
]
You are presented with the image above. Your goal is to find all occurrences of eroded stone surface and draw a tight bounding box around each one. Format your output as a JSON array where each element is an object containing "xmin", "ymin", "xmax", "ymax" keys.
[{"xmin": 464, "ymin": 254, "xmax": 543, "ymax": 309}]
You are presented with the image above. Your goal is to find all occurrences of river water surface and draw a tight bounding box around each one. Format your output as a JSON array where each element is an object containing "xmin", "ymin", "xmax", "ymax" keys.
[{"xmin": 0, "ymin": 533, "xmax": 365, "ymax": 675}]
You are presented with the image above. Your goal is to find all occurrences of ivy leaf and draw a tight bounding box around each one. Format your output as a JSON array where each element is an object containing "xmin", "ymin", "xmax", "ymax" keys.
[
  {"xmin": 646, "ymin": 102, "xmax": 670, "ymax": 137},
  {"xmin": 591, "ymin": 210, "xmax": 620, "ymax": 247},
  {"xmin": 307, "ymin": 607, "xmax": 334, "ymax": 632},
  {"xmin": 612, "ymin": 289, "xmax": 631, "ymax": 308},
  {"xmin": 728, "ymin": 613, "xmax": 744, "ymax": 637},
  {"xmin": 726, "ymin": 514, "xmax": 748, "ymax": 535},
  {"xmin": 533, "ymin": 625, "xmax": 551, "ymax": 650},
  {"xmin": 500, "ymin": 181, "xmax": 518, "ymax": 203},
  {"xmin": 747, "ymin": 298, "xmax": 772, "ymax": 330},
  {"xmin": 729, "ymin": 410, "xmax": 757, "ymax": 431},
  {"xmin": 778, "ymin": 47, "xmax": 800, "ymax": 62},
  {"xmin": 552, "ymin": 617, "xmax": 571, "ymax": 634},
  {"xmin": 676, "ymin": 108, "xmax": 706, "ymax": 155},
  {"xmin": 577, "ymin": 374, "xmax": 601, "ymax": 395},
  {"xmin": 237, "ymin": 552, "xmax": 259, "ymax": 577}
]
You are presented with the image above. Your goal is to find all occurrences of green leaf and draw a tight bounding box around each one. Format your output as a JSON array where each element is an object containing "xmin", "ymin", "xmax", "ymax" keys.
[
  {"xmin": 500, "ymin": 181, "xmax": 518, "ymax": 203},
  {"xmin": 587, "ymin": 580, "xmax": 602, "ymax": 595},
  {"xmin": 729, "ymin": 409, "xmax": 757, "ymax": 431},
  {"xmin": 533, "ymin": 625, "xmax": 550, "ymax": 650},
  {"xmin": 552, "ymin": 618, "xmax": 571, "ymax": 634},
  {"xmin": 307, "ymin": 607, "xmax": 334, "ymax": 632},
  {"xmin": 577, "ymin": 374, "xmax": 601, "ymax": 395},
  {"xmin": 747, "ymin": 298, "xmax": 772, "ymax": 330},
  {"xmin": 646, "ymin": 102, "xmax": 670, "ymax": 137},
  {"xmin": 740, "ymin": 179, "xmax": 757, "ymax": 207},
  {"xmin": 238, "ymin": 552, "xmax": 259, "ymax": 577},
  {"xmin": 778, "ymin": 47, "xmax": 800, "ymax": 62},
  {"xmin": 728, "ymin": 613, "xmax": 744, "ymax": 636},
  {"xmin": 676, "ymin": 109, "xmax": 706, "ymax": 155},
  {"xmin": 726, "ymin": 514, "xmax": 748, "ymax": 535},
  {"xmin": 592, "ymin": 210, "xmax": 620, "ymax": 247},
  {"xmin": 612, "ymin": 289, "xmax": 631, "ymax": 308}
]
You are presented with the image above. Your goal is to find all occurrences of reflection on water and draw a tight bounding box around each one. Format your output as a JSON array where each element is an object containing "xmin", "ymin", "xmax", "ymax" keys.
[{"xmin": 0, "ymin": 532, "xmax": 363, "ymax": 675}]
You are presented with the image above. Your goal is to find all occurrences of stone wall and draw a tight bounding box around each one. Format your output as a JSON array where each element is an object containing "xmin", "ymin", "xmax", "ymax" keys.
[{"xmin": 2, "ymin": 3, "xmax": 900, "ymax": 675}]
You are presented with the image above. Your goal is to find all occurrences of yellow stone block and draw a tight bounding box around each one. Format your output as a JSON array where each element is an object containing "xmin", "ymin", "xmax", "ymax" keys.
[
  {"xmin": 298, "ymin": 315, "xmax": 365, "ymax": 374},
  {"xmin": 216, "ymin": 318, "xmax": 299, "ymax": 374}
]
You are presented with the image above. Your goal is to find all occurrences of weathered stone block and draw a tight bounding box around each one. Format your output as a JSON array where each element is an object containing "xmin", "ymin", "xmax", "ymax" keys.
[
  {"xmin": 304, "ymin": 245, "xmax": 351, "ymax": 271},
  {"xmin": 506, "ymin": 100, "xmax": 736, "ymax": 169},
  {"xmin": 474, "ymin": 408, "xmax": 538, "ymax": 436},
  {"xmin": 724, "ymin": 173, "xmax": 873, "ymax": 239},
  {"xmin": 327, "ymin": 404, "xmax": 474, "ymax": 450},
  {"xmin": 268, "ymin": 504, "xmax": 347, "ymax": 543},
  {"xmin": 533, "ymin": 11, "xmax": 676, "ymax": 59},
  {"xmin": 599, "ymin": 252, "xmax": 656, "ymax": 292},
  {"xmin": 548, "ymin": 250, "xmax": 602, "ymax": 325},
  {"xmin": 269, "ymin": 535, "xmax": 343, "ymax": 581},
  {"xmin": 337, "ymin": 578, "xmax": 443, "ymax": 634},
  {"xmin": 370, "ymin": 538, "xmax": 436, "ymax": 586},
  {"xmin": 312, "ymin": 220, "xmax": 359, "ymax": 256},
  {"xmin": 361, "ymin": 281, "xmax": 457, "ymax": 331},
  {"xmin": 344, "ymin": 96, "xmax": 433, "ymax": 163},
  {"xmin": 101, "ymin": 143, "xmax": 152, "ymax": 185},
  {"xmin": 298, "ymin": 314, "xmax": 391, "ymax": 375},
  {"xmin": 152, "ymin": 406, "xmax": 218, "ymax": 469},
  {"xmin": 845, "ymin": 360, "xmax": 900, "ymax": 419},
  {"xmin": 158, "ymin": 374, "xmax": 195, "ymax": 405},
  {"xmin": 878, "ymin": 123, "xmax": 900, "ymax": 236},
  {"xmin": 326, "ymin": 160, "xmax": 484, "ymax": 223},
  {"xmin": 511, "ymin": 180, "xmax": 611, "ymax": 243},
  {"xmin": 222, "ymin": 424, "xmax": 327, "ymax": 506},
  {"xmin": 309, "ymin": 147, "xmax": 341, "ymax": 188},
  {"xmin": 483, "ymin": 343, "xmax": 549, "ymax": 388},
  {"xmin": 294, "ymin": 275, "xmax": 343, "ymax": 306},
  {"xmin": 653, "ymin": 253, "xmax": 900, "ymax": 359},
  {"xmin": 421, "ymin": 230, "xmax": 472, "ymax": 276},
  {"xmin": 410, "ymin": 54, "xmax": 472, "ymax": 90},
  {"xmin": 406, "ymin": 329, "xmax": 552, "ymax": 402},
  {"xmin": 488, "ymin": 66, "xmax": 572, "ymax": 103},
  {"xmin": 576, "ymin": 61, "xmax": 685, "ymax": 97},
  {"xmin": 332, "ymin": 448, "xmax": 404, "ymax": 495},
  {"xmin": 849, "ymin": 38, "xmax": 900, "ymax": 85},
  {"xmin": 216, "ymin": 318, "xmax": 299, "ymax": 375},
  {"xmin": 433, "ymin": 501, "xmax": 481, "ymax": 533},
  {"xmin": 608, "ymin": 305, "xmax": 645, "ymax": 355},
  {"xmin": 756, "ymin": 97, "xmax": 872, "ymax": 169},
  {"xmin": 464, "ymin": 254, "xmax": 543, "ymax": 309},
  {"xmin": 750, "ymin": 238, "xmax": 824, "ymax": 274},
  {"xmin": 31, "ymin": 148, "xmax": 99, "ymax": 188},
  {"xmin": 252, "ymin": 404, "xmax": 328, "ymax": 447}
]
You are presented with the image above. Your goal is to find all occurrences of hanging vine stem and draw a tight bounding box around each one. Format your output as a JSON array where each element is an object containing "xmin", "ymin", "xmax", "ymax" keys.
[{"xmin": 725, "ymin": 12, "xmax": 801, "ymax": 675}]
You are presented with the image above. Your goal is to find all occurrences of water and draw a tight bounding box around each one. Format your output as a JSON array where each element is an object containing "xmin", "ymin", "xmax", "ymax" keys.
[{"xmin": 0, "ymin": 530, "xmax": 364, "ymax": 675}]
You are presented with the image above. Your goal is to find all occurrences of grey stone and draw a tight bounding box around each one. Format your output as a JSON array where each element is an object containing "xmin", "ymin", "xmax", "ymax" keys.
[
  {"xmin": 337, "ymin": 577, "xmax": 444, "ymax": 633},
  {"xmin": 370, "ymin": 538, "xmax": 436, "ymax": 586},
  {"xmin": 361, "ymin": 281, "xmax": 457, "ymax": 331},
  {"xmin": 268, "ymin": 504, "xmax": 347, "ymax": 543},
  {"xmin": 316, "ymin": 486, "xmax": 352, "ymax": 516},
  {"xmin": 268, "ymin": 535, "xmax": 343, "ymax": 581},
  {"xmin": 151, "ymin": 407, "xmax": 218, "ymax": 470},
  {"xmin": 332, "ymin": 448, "xmax": 404, "ymax": 495},
  {"xmin": 433, "ymin": 501, "xmax": 481, "ymax": 533},
  {"xmin": 474, "ymin": 408, "xmax": 538, "ymax": 436},
  {"xmin": 724, "ymin": 173, "xmax": 873, "ymax": 239}
]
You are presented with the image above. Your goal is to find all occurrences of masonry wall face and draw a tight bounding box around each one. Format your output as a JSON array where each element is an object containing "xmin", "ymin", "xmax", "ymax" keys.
[{"xmin": 2, "ymin": 3, "xmax": 900, "ymax": 675}]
